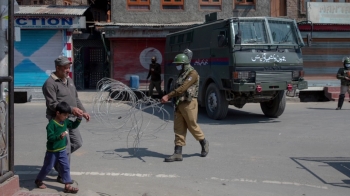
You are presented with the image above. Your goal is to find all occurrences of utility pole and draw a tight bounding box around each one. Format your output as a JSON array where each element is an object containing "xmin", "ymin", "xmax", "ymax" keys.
[
  {"xmin": 0, "ymin": 0, "xmax": 14, "ymax": 184},
  {"xmin": 7, "ymin": 0, "xmax": 14, "ymax": 174},
  {"xmin": 0, "ymin": 1, "xmax": 8, "ymax": 84}
]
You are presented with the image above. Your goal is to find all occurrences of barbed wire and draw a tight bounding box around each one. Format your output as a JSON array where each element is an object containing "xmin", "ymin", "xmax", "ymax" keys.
[{"xmin": 92, "ymin": 77, "xmax": 170, "ymax": 154}]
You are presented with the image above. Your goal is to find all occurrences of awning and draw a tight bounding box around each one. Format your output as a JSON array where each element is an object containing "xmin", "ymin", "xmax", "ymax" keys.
[
  {"xmin": 15, "ymin": 5, "xmax": 89, "ymax": 16},
  {"xmin": 94, "ymin": 21, "xmax": 204, "ymax": 28}
]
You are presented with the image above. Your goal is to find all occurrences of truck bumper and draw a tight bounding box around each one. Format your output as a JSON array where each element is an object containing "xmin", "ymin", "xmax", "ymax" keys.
[{"xmin": 232, "ymin": 80, "xmax": 308, "ymax": 92}]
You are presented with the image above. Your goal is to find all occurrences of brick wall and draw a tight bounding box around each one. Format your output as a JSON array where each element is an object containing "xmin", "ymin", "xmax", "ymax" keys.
[
  {"xmin": 287, "ymin": 0, "xmax": 307, "ymax": 22},
  {"xmin": 112, "ymin": 0, "xmax": 271, "ymax": 24}
]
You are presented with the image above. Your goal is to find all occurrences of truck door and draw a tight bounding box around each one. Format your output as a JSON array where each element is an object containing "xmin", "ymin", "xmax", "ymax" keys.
[{"xmin": 210, "ymin": 29, "xmax": 230, "ymax": 82}]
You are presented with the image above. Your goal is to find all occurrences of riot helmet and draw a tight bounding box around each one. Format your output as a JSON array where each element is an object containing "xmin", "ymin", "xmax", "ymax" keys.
[
  {"xmin": 173, "ymin": 53, "xmax": 190, "ymax": 64},
  {"xmin": 183, "ymin": 48, "xmax": 193, "ymax": 62},
  {"xmin": 343, "ymin": 57, "xmax": 350, "ymax": 69}
]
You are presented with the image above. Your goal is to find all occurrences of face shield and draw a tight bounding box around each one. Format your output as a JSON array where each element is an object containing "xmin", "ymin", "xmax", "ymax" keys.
[{"xmin": 345, "ymin": 63, "xmax": 350, "ymax": 68}]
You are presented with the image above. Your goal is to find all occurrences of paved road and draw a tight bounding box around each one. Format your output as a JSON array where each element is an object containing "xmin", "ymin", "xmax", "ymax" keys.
[{"xmin": 14, "ymin": 101, "xmax": 350, "ymax": 196}]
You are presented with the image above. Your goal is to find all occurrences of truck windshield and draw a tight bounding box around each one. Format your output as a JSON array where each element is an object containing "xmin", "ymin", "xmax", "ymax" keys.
[
  {"xmin": 268, "ymin": 20, "xmax": 298, "ymax": 45},
  {"xmin": 233, "ymin": 18, "xmax": 300, "ymax": 46},
  {"xmin": 235, "ymin": 21, "xmax": 268, "ymax": 44}
]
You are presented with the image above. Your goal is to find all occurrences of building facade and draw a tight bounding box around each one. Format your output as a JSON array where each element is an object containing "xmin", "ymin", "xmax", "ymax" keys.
[
  {"xmin": 97, "ymin": 0, "xmax": 276, "ymax": 87},
  {"xmin": 12, "ymin": 0, "xmax": 111, "ymax": 96},
  {"xmin": 97, "ymin": 0, "xmax": 350, "ymax": 92},
  {"xmin": 288, "ymin": 0, "xmax": 350, "ymax": 89},
  {"xmin": 17, "ymin": 0, "xmax": 350, "ymax": 92},
  {"xmin": 13, "ymin": 5, "xmax": 89, "ymax": 100}
]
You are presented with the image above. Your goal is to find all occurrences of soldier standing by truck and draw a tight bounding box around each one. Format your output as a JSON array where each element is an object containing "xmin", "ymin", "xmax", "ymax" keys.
[
  {"xmin": 161, "ymin": 53, "xmax": 209, "ymax": 162},
  {"xmin": 336, "ymin": 57, "xmax": 350, "ymax": 110}
]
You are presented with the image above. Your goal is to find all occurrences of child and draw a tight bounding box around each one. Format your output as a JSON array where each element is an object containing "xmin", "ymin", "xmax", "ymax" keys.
[{"xmin": 35, "ymin": 101, "xmax": 81, "ymax": 193}]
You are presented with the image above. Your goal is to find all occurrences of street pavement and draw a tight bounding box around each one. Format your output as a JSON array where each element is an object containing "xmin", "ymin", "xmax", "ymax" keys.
[{"xmin": 12, "ymin": 100, "xmax": 350, "ymax": 196}]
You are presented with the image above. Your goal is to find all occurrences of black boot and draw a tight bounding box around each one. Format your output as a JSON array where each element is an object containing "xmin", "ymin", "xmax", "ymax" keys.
[
  {"xmin": 164, "ymin": 146, "xmax": 183, "ymax": 162},
  {"xmin": 199, "ymin": 139, "xmax": 209, "ymax": 157},
  {"xmin": 336, "ymin": 94, "xmax": 345, "ymax": 110}
]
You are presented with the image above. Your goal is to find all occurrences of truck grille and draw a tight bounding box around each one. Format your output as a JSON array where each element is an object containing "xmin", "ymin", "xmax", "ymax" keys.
[{"xmin": 256, "ymin": 71, "xmax": 292, "ymax": 83}]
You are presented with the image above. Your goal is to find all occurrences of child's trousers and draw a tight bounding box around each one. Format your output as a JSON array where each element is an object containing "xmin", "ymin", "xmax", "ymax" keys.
[{"xmin": 36, "ymin": 150, "xmax": 72, "ymax": 183}]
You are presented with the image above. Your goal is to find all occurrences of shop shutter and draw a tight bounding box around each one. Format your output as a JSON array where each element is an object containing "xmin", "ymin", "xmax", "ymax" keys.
[
  {"xmin": 303, "ymin": 37, "xmax": 350, "ymax": 87},
  {"xmin": 14, "ymin": 29, "xmax": 62, "ymax": 87}
]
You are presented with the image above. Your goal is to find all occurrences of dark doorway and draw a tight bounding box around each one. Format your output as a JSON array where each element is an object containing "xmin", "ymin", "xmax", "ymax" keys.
[
  {"xmin": 73, "ymin": 40, "xmax": 109, "ymax": 90},
  {"xmin": 84, "ymin": 47, "xmax": 108, "ymax": 89}
]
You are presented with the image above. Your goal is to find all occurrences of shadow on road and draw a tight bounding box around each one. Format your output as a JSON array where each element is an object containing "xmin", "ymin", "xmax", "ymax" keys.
[
  {"xmin": 197, "ymin": 107, "xmax": 280, "ymax": 125},
  {"xmin": 98, "ymin": 148, "xmax": 199, "ymax": 162},
  {"xmin": 305, "ymin": 107, "xmax": 350, "ymax": 110},
  {"xmin": 291, "ymin": 157, "xmax": 350, "ymax": 188}
]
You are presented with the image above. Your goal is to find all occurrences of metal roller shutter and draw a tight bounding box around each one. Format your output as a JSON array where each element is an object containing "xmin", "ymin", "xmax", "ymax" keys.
[{"xmin": 14, "ymin": 29, "xmax": 63, "ymax": 87}]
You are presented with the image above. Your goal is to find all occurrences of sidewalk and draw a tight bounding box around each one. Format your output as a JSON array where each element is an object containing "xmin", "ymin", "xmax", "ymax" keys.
[
  {"xmin": 12, "ymin": 174, "xmax": 99, "ymax": 196},
  {"xmin": 13, "ymin": 190, "xmax": 99, "ymax": 196}
]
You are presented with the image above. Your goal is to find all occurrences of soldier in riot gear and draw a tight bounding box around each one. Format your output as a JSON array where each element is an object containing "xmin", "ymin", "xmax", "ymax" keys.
[
  {"xmin": 336, "ymin": 57, "xmax": 350, "ymax": 110},
  {"xmin": 161, "ymin": 52, "xmax": 209, "ymax": 162},
  {"xmin": 146, "ymin": 56, "xmax": 163, "ymax": 98}
]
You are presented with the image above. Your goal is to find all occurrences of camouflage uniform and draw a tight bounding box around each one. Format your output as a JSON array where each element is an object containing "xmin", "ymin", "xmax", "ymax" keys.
[
  {"xmin": 167, "ymin": 64, "xmax": 204, "ymax": 146},
  {"xmin": 163, "ymin": 52, "xmax": 209, "ymax": 162}
]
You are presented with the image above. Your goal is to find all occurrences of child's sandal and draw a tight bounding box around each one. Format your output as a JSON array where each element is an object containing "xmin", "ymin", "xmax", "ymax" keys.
[
  {"xmin": 64, "ymin": 185, "xmax": 79, "ymax": 193},
  {"xmin": 34, "ymin": 180, "xmax": 46, "ymax": 189}
]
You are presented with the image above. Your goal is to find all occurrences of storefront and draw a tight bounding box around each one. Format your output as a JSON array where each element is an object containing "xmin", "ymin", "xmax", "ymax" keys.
[
  {"xmin": 111, "ymin": 37, "xmax": 166, "ymax": 85},
  {"xmin": 14, "ymin": 5, "xmax": 88, "ymax": 101},
  {"xmin": 298, "ymin": 2, "xmax": 350, "ymax": 89},
  {"xmin": 299, "ymin": 25, "xmax": 350, "ymax": 88},
  {"xmin": 95, "ymin": 23, "xmax": 198, "ymax": 88}
]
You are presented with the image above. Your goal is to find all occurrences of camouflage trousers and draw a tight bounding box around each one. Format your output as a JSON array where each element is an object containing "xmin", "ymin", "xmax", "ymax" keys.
[{"xmin": 173, "ymin": 99, "xmax": 205, "ymax": 146}]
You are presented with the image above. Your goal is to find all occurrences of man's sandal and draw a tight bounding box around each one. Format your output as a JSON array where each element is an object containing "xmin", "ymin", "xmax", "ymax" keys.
[
  {"xmin": 34, "ymin": 180, "xmax": 47, "ymax": 189},
  {"xmin": 64, "ymin": 185, "xmax": 79, "ymax": 193}
]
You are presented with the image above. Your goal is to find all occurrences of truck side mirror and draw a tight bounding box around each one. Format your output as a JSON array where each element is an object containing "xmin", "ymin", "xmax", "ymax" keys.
[
  {"xmin": 307, "ymin": 33, "xmax": 312, "ymax": 47},
  {"xmin": 217, "ymin": 34, "xmax": 227, "ymax": 47}
]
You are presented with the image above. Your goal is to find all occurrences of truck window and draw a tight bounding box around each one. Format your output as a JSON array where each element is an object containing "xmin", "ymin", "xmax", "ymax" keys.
[
  {"xmin": 178, "ymin": 34, "xmax": 184, "ymax": 43},
  {"xmin": 239, "ymin": 21, "xmax": 267, "ymax": 44},
  {"xmin": 217, "ymin": 30, "xmax": 228, "ymax": 47},
  {"xmin": 170, "ymin": 36, "xmax": 176, "ymax": 45},
  {"xmin": 186, "ymin": 31, "xmax": 193, "ymax": 42},
  {"xmin": 268, "ymin": 21, "xmax": 297, "ymax": 45}
]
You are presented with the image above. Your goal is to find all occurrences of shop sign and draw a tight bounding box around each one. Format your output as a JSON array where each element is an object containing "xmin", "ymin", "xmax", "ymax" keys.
[
  {"xmin": 307, "ymin": 2, "xmax": 350, "ymax": 24},
  {"xmin": 14, "ymin": 16, "xmax": 86, "ymax": 29}
]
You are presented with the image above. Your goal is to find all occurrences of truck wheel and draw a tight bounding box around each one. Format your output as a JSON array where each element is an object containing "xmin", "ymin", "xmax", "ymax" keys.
[
  {"xmin": 260, "ymin": 90, "xmax": 286, "ymax": 118},
  {"xmin": 205, "ymin": 83, "xmax": 228, "ymax": 120}
]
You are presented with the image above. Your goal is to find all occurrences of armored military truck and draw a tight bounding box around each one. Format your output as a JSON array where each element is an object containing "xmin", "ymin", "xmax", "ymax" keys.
[{"xmin": 164, "ymin": 14, "xmax": 308, "ymax": 120}]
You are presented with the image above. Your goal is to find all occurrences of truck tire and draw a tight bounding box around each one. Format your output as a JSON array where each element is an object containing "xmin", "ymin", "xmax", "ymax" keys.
[
  {"xmin": 205, "ymin": 83, "xmax": 228, "ymax": 120},
  {"xmin": 260, "ymin": 90, "xmax": 286, "ymax": 118}
]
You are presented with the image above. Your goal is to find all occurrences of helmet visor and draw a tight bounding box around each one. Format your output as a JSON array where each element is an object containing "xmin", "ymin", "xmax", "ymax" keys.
[{"xmin": 345, "ymin": 63, "xmax": 350, "ymax": 68}]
